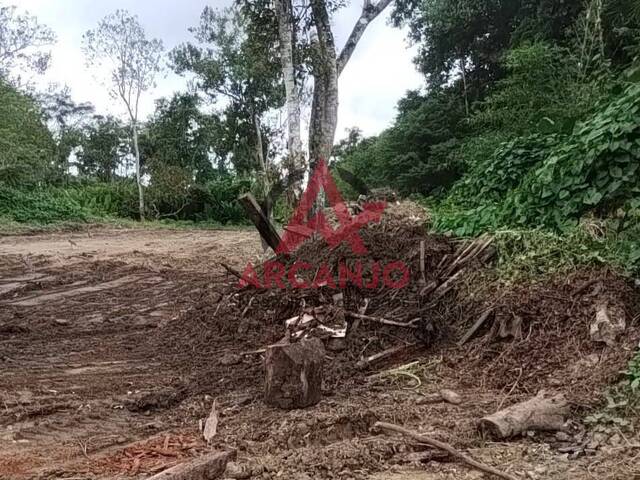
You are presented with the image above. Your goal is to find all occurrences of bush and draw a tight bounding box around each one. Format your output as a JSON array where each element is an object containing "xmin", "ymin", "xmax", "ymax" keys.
[
  {"xmin": 0, "ymin": 185, "xmax": 92, "ymax": 223},
  {"xmin": 435, "ymin": 76, "xmax": 640, "ymax": 235},
  {"xmin": 62, "ymin": 181, "xmax": 139, "ymax": 218}
]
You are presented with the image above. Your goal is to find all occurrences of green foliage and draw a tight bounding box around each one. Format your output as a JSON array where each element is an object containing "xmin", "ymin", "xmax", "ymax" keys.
[
  {"xmin": 392, "ymin": 0, "xmax": 581, "ymax": 84},
  {"xmin": 0, "ymin": 185, "xmax": 92, "ymax": 223},
  {"xmin": 333, "ymin": 88, "xmax": 466, "ymax": 197},
  {"xmin": 0, "ymin": 80, "xmax": 55, "ymax": 186},
  {"xmin": 0, "ymin": 177, "xmax": 251, "ymax": 226},
  {"xmin": 491, "ymin": 226, "xmax": 640, "ymax": 280},
  {"xmin": 625, "ymin": 350, "xmax": 640, "ymax": 394},
  {"xmin": 435, "ymin": 52, "xmax": 640, "ymax": 236},
  {"xmin": 509, "ymin": 81, "xmax": 640, "ymax": 228},
  {"xmin": 76, "ymin": 116, "xmax": 128, "ymax": 181},
  {"xmin": 470, "ymin": 43, "xmax": 607, "ymax": 136},
  {"xmin": 171, "ymin": 5, "xmax": 282, "ymax": 174},
  {"xmin": 188, "ymin": 176, "xmax": 252, "ymax": 224},
  {"xmin": 62, "ymin": 181, "xmax": 139, "ymax": 218},
  {"xmin": 142, "ymin": 93, "xmax": 216, "ymax": 181},
  {"xmin": 453, "ymin": 133, "xmax": 564, "ymax": 205}
]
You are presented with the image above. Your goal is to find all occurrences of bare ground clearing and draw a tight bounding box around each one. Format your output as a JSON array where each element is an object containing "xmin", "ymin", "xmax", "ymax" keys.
[{"xmin": 0, "ymin": 227, "xmax": 639, "ymax": 480}]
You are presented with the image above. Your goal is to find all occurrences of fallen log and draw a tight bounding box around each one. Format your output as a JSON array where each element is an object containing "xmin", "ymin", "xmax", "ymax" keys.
[
  {"xmin": 147, "ymin": 450, "xmax": 236, "ymax": 480},
  {"xmin": 479, "ymin": 390, "xmax": 570, "ymax": 439},
  {"xmin": 374, "ymin": 422, "xmax": 519, "ymax": 480}
]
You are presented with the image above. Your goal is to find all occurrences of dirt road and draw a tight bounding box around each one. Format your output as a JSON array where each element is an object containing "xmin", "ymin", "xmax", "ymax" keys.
[
  {"xmin": 1, "ymin": 228, "xmax": 638, "ymax": 479},
  {"xmin": 0, "ymin": 228, "xmax": 262, "ymax": 479}
]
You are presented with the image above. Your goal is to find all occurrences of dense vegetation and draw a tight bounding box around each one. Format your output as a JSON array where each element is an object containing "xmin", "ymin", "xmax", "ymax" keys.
[{"xmin": 332, "ymin": 0, "xmax": 640, "ymax": 275}]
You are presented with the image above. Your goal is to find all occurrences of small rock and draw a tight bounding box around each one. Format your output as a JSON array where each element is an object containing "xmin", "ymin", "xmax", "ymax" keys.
[
  {"xmin": 225, "ymin": 462, "xmax": 251, "ymax": 479},
  {"xmin": 590, "ymin": 302, "xmax": 626, "ymax": 346},
  {"xmin": 220, "ymin": 353, "xmax": 242, "ymax": 366},
  {"xmin": 439, "ymin": 389, "xmax": 462, "ymax": 405},
  {"xmin": 54, "ymin": 319, "xmax": 69, "ymax": 326},
  {"xmin": 555, "ymin": 431, "xmax": 571, "ymax": 442},
  {"xmin": 609, "ymin": 433, "xmax": 623, "ymax": 447}
]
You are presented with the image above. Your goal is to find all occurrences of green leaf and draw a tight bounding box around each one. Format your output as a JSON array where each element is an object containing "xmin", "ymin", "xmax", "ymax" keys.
[
  {"xmin": 610, "ymin": 166, "xmax": 623, "ymax": 178},
  {"xmin": 583, "ymin": 189, "xmax": 604, "ymax": 205}
]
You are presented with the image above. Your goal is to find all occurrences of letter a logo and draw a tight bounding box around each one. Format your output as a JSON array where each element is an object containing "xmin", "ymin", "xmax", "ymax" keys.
[{"xmin": 276, "ymin": 159, "xmax": 386, "ymax": 255}]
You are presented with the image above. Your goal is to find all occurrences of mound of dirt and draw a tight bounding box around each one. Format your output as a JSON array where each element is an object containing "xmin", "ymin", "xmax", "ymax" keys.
[{"xmin": 158, "ymin": 212, "xmax": 640, "ymax": 411}]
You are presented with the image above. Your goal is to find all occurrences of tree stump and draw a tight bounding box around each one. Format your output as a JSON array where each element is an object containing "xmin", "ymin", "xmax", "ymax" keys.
[
  {"xmin": 264, "ymin": 338, "xmax": 325, "ymax": 409},
  {"xmin": 479, "ymin": 390, "xmax": 569, "ymax": 439}
]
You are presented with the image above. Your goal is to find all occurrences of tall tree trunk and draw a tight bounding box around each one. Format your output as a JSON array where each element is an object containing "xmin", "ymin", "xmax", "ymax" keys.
[
  {"xmin": 460, "ymin": 57, "xmax": 469, "ymax": 117},
  {"xmin": 132, "ymin": 122, "xmax": 145, "ymax": 222},
  {"xmin": 309, "ymin": 0, "xmax": 339, "ymax": 172},
  {"xmin": 308, "ymin": 0, "xmax": 393, "ymax": 170},
  {"xmin": 274, "ymin": 0, "xmax": 304, "ymax": 199},
  {"xmin": 273, "ymin": 0, "xmax": 393, "ymax": 200}
]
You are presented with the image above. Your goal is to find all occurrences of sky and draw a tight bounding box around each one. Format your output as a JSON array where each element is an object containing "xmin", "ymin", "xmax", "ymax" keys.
[{"xmin": 15, "ymin": 0, "xmax": 424, "ymax": 140}]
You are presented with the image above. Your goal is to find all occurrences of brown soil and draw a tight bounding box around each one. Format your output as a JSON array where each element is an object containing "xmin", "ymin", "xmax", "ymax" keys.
[{"xmin": 1, "ymin": 225, "xmax": 639, "ymax": 480}]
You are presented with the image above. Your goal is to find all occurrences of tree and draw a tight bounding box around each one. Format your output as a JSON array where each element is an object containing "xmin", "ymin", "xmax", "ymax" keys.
[
  {"xmin": 38, "ymin": 86, "xmax": 95, "ymax": 180},
  {"xmin": 0, "ymin": 79, "xmax": 55, "ymax": 186},
  {"xmin": 141, "ymin": 93, "xmax": 216, "ymax": 183},
  {"xmin": 172, "ymin": 5, "xmax": 283, "ymax": 176},
  {"xmin": 244, "ymin": 0, "xmax": 393, "ymax": 199},
  {"xmin": 83, "ymin": 10, "xmax": 164, "ymax": 220},
  {"xmin": 0, "ymin": 6, "xmax": 56, "ymax": 82},
  {"xmin": 390, "ymin": 0, "xmax": 582, "ymax": 88},
  {"xmin": 76, "ymin": 116, "xmax": 128, "ymax": 182},
  {"xmin": 172, "ymin": 5, "xmax": 285, "ymax": 222}
]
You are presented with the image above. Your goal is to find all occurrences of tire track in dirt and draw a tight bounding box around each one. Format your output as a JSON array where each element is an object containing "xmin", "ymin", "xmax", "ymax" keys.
[{"xmin": 0, "ymin": 228, "xmax": 262, "ymax": 479}]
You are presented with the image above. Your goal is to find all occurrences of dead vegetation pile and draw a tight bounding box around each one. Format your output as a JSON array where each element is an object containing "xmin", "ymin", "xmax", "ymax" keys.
[
  {"xmin": 160, "ymin": 202, "xmax": 640, "ymax": 407},
  {"xmin": 451, "ymin": 268, "xmax": 640, "ymax": 403}
]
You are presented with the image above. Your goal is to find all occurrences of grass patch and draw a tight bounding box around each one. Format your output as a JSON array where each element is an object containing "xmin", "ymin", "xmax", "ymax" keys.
[{"xmin": 0, "ymin": 216, "xmax": 252, "ymax": 236}]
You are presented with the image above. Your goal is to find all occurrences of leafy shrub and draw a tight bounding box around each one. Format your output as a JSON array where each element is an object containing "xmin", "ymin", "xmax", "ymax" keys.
[
  {"xmin": 436, "ymin": 76, "xmax": 640, "ymax": 235},
  {"xmin": 470, "ymin": 42, "xmax": 606, "ymax": 136},
  {"xmin": 0, "ymin": 185, "xmax": 92, "ymax": 223},
  {"xmin": 184, "ymin": 176, "xmax": 251, "ymax": 224},
  {"xmin": 62, "ymin": 181, "xmax": 139, "ymax": 218},
  {"xmin": 626, "ymin": 350, "xmax": 640, "ymax": 394},
  {"xmin": 507, "ymin": 81, "xmax": 640, "ymax": 229},
  {"xmin": 450, "ymin": 133, "xmax": 564, "ymax": 206}
]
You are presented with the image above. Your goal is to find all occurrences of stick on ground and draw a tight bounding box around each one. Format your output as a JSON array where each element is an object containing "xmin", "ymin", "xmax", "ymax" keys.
[
  {"xmin": 374, "ymin": 422, "xmax": 519, "ymax": 480},
  {"xmin": 219, "ymin": 262, "xmax": 244, "ymax": 281},
  {"xmin": 346, "ymin": 312, "xmax": 418, "ymax": 328}
]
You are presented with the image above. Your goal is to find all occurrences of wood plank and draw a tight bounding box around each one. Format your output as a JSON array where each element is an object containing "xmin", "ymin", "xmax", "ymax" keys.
[
  {"xmin": 147, "ymin": 450, "xmax": 235, "ymax": 480},
  {"xmin": 238, "ymin": 193, "xmax": 282, "ymax": 252}
]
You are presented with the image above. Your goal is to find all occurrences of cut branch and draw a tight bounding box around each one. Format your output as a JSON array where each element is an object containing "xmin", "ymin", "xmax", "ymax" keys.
[
  {"xmin": 374, "ymin": 422, "xmax": 519, "ymax": 480},
  {"xmin": 346, "ymin": 312, "xmax": 418, "ymax": 329}
]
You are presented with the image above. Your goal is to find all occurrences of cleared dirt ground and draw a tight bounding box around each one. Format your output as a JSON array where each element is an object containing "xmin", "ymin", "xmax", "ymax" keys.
[{"xmin": 1, "ymin": 227, "xmax": 639, "ymax": 480}]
